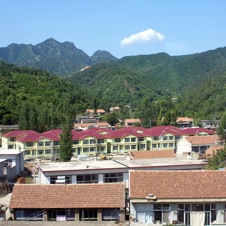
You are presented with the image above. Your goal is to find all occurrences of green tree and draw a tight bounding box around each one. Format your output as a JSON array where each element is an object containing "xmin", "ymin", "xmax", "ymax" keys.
[
  {"xmin": 217, "ymin": 112, "xmax": 226, "ymax": 143},
  {"xmin": 59, "ymin": 118, "xmax": 73, "ymax": 161},
  {"xmin": 105, "ymin": 112, "xmax": 119, "ymax": 126},
  {"xmin": 206, "ymin": 148, "xmax": 226, "ymax": 170}
]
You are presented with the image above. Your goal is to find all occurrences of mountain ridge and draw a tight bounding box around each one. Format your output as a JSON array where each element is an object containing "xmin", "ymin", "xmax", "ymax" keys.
[{"xmin": 0, "ymin": 38, "xmax": 118, "ymax": 76}]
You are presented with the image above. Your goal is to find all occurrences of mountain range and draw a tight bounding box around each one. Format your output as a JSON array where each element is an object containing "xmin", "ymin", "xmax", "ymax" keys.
[
  {"xmin": 1, "ymin": 38, "xmax": 226, "ymax": 121},
  {"xmin": 0, "ymin": 38, "xmax": 118, "ymax": 75}
]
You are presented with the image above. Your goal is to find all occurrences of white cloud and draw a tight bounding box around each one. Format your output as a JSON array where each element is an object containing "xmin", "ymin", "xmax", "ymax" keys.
[{"xmin": 120, "ymin": 28, "xmax": 165, "ymax": 47}]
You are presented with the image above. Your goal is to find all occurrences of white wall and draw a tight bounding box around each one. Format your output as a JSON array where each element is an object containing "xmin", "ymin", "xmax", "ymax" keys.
[{"xmin": 177, "ymin": 137, "xmax": 191, "ymax": 155}]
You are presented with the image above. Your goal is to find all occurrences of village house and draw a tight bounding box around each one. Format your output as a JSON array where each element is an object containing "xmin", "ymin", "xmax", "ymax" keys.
[
  {"xmin": 9, "ymin": 183, "xmax": 125, "ymax": 222},
  {"xmin": 129, "ymin": 170, "xmax": 226, "ymax": 226},
  {"xmin": 176, "ymin": 117, "xmax": 194, "ymax": 128},
  {"xmin": 177, "ymin": 135, "xmax": 221, "ymax": 155},
  {"xmin": 124, "ymin": 119, "xmax": 141, "ymax": 127},
  {"xmin": 0, "ymin": 149, "xmax": 24, "ymax": 180}
]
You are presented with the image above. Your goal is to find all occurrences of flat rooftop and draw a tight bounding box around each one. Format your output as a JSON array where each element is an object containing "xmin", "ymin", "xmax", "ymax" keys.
[
  {"xmin": 38, "ymin": 157, "xmax": 207, "ymax": 172},
  {"xmin": 0, "ymin": 148, "xmax": 24, "ymax": 155}
]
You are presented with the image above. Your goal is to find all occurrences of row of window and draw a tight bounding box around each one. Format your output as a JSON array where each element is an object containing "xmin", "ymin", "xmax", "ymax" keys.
[{"xmin": 50, "ymin": 173, "xmax": 124, "ymax": 184}]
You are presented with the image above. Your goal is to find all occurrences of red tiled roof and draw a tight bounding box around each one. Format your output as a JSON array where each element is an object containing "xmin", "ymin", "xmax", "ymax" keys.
[
  {"xmin": 16, "ymin": 134, "xmax": 51, "ymax": 142},
  {"xmin": 145, "ymin": 126, "xmax": 181, "ymax": 136},
  {"xmin": 181, "ymin": 128, "xmax": 215, "ymax": 136},
  {"xmin": 130, "ymin": 170, "xmax": 226, "ymax": 199},
  {"xmin": 130, "ymin": 150, "xmax": 176, "ymax": 159},
  {"xmin": 205, "ymin": 145, "xmax": 225, "ymax": 158},
  {"xmin": 10, "ymin": 183, "xmax": 125, "ymax": 209},
  {"xmin": 2, "ymin": 130, "xmax": 39, "ymax": 138},
  {"xmin": 185, "ymin": 135, "xmax": 220, "ymax": 145}
]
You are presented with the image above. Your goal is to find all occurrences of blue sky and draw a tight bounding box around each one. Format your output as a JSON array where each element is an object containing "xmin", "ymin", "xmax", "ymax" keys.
[{"xmin": 0, "ymin": 0, "xmax": 226, "ymax": 58}]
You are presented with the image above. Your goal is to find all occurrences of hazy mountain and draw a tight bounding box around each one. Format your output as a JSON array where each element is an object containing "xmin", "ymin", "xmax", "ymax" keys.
[{"xmin": 0, "ymin": 38, "xmax": 118, "ymax": 76}]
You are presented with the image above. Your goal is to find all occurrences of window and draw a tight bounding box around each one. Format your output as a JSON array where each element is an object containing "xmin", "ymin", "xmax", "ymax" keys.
[
  {"xmin": 102, "ymin": 209, "xmax": 119, "ymax": 221},
  {"xmin": 38, "ymin": 150, "xmax": 44, "ymax": 155},
  {"xmin": 26, "ymin": 142, "xmax": 33, "ymax": 147},
  {"xmin": 83, "ymin": 148, "xmax": 89, "ymax": 152},
  {"xmin": 15, "ymin": 209, "xmax": 43, "ymax": 220},
  {"xmin": 125, "ymin": 138, "xmax": 130, "ymax": 142},
  {"xmin": 77, "ymin": 174, "xmax": 98, "ymax": 184},
  {"xmin": 163, "ymin": 143, "xmax": 168, "ymax": 148},
  {"xmin": 138, "ymin": 137, "xmax": 144, "ymax": 142},
  {"xmin": 152, "ymin": 144, "xmax": 157, "ymax": 148},
  {"xmin": 169, "ymin": 143, "xmax": 174, "ymax": 147},
  {"xmin": 153, "ymin": 204, "xmax": 170, "ymax": 224},
  {"xmin": 53, "ymin": 141, "xmax": 59, "ymax": 145},
  {"xmin": 169, "ymin": 136, "xmax": 174, "ymax": 140},
  {"xmin": 131, "ymin": 145, "xmax": 136, "ymax": 150},
  {"xmin": 153, "ymin": 136, "xmax": 159, "ymax": 141},
  {"xmin": 101, "ymin": 146, "xmax": 105, "ymax": 151},
  {"xmin": 83, "ymin": 140, "xmax": 89, "ymax": 145},
  {"xmin": 115, "ymin": 138, "xmax": 121, "ymax": 143},
  {"xmin": 45, "ymin": 141, "xmax": 51, "ymax": 146},
  {"xmin": 9, "ymin": 138, "xmax": 16, "ymax": 142},
  {"xmin": 8, "ymin": 145, "xmax": 13, "ymax": 149},
  {"xmin": 224, "ymin": 203, "xmax": 226, "ymax": 223},
  {"xmin": 113, "ymin": 146, "xmax": 118, "ymax": 150},
  {"xmin": 80, "ymin": 209, "xmax": 97, "ymax": 221},
  {"xmin": 50, "ymin": 176, "xmax": 72, "ymax": 184},
  {"xmin": 177, "ymin": 203, "xmax": 216, "ymax": 225},
  {"xmin": 73, "ymin": 140, "xmax": 79, "ymax": 144},
  {"xmin": 131, "ymin": 137, "xmax": 137, "ymax": 142},
  {"xmin": 24, "ymin": 150, "xmax": 31, "ymax": 155},
  {"xmin": 37, "ymin": 142, "xmax": 44, "ymax": 147},
  {"xmin": 90, "ymin": 147, "xmax": 96, "ymax": 152},
  {"xmin": 163, "ymin": 136, "xmax": 168, "ymax": 140},
  {"xmin": 90, "ymin": 139, "xmax": 96, "ymax": 144},
  {"xmin": 45, "ymin": 150, "xmax": 51, "ymax": 154},
  {"xmin": 104, "ymin": 173, "xmax": 123, "ymax": 183},
  {"xmin": 125, "ymin": 145, "xmax": 130, "ymax": 150},
  {"xmin": 140, "ymin": 144, "xmax": 146, "ymax": 149},
  {"xmin": 98, "ymin": 139, "xmax": 104, "ymax": 144}
]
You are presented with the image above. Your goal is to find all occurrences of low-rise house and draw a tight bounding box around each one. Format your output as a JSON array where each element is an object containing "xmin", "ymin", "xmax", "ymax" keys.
[
  {"xmin": 9, "ymin": 183, "xmax": 125, "ymax": 222},
  {"xmin": 176, "ymin": 117, "xmax": 194, "ymax": 128},
  {"xmin": 177, "ymin": 135, "xmax": 221, "ymax": 155},
  {"xmin": 96, "ymin": 109, "xmax": 106, "ymax": 116},
  {"xmin": 0, "ymin": 149, "xmax": 24, "ymax": 181},
  {"xmin": 129, "ymin": 170, "xmax": 226, "ymax": 225},
  {"xmin": 37, "ymin": 157, "xmax": 206, "ymax": 186},
  {"xmin": 201, "ymin": 120, "xmax": 220, "ymax": 129},
  {"xmin": 124, "ymin": 119, "xmax": 141, "ymax": 127},
  {"xmin": 180, "ymin": 127, "xmax": 215, "ymax": 136},
  {"xmin": 74, "ymin": 122, "xmax": 111, "ymax": 131},
  {"xmin": 110, "ymin": 106, "xmax": 120, "ymax": 112},
  {"xmin": 85, "ymin": 109, "xmax": 94, "ymax": 115}
]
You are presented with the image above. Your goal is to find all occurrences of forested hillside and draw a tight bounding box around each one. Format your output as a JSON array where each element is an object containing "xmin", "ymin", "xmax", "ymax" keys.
[
  {"xmin": 0, "ymin": 62, "xmax": 90, "ymax": 131},
  {"xmin": 67, "ymin": 47, "xmax": 226, "ymax": 124}
]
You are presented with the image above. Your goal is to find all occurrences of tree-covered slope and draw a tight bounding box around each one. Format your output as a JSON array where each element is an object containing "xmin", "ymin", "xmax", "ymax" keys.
[
  {"xmin": 68, "ymin": 62, "xmax": 159, "ymax": 110},
  {"xmin": 117, "ymin": 47, "xmax": 226, "ymax": 95},
  {"xmin": 0, "ymin": 61, "xmax": 90, "ymax": 130}
]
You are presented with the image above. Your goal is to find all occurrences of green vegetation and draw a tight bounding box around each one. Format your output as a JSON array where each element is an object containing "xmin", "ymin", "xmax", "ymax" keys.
[
  {"xmin": 59, "ymin": 118, "xmax": 73, "ymax": 161},
  {"xmin": 0, "ymin": 61, "xmax": 90, "ymax": 131},
  {"xmin": 206, "ymin": 148, "xmax": 226, "ymax": 170}
]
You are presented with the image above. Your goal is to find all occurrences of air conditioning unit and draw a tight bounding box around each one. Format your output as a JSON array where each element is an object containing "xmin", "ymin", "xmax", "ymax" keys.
[{"xmin": 146, "ymin": 193, "xmax": 156, "ymax": 200}]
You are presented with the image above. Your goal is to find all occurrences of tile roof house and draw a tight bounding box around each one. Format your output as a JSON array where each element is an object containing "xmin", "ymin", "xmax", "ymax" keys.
[
  {"xmin": 177, "ymin": 135, "xmax": 221, "ymax": 155},
  {"xmin": 176, "ymin": 117, "xmax": 194, "ymax": 128},
  {"xmin": 10, "ymin": 183, "xmax": 125, "ymax": 221},
  {"xmin": 129, "ymin": 170, "xmax": 226, "ymax": 225},
  {"xmin": 124, "ymin": 119, "xmax": 141, "ymax": 127}
]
